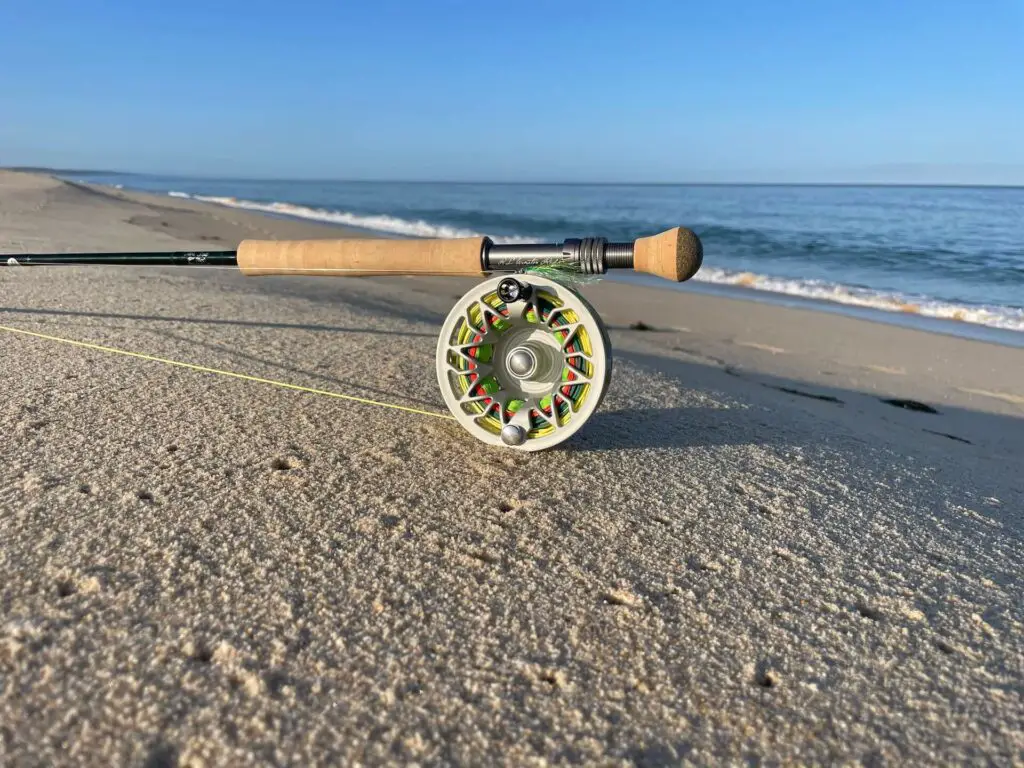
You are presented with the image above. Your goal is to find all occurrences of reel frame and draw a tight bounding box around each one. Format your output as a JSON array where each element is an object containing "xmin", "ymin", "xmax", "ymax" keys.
[{"xmin": 436, "ymin": 273, "xmax": 612, "ymax": 451}]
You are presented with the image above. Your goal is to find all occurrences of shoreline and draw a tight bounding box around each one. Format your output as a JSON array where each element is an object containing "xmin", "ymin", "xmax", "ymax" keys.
[
  {"xmin": 610, "ymin": 273, "xmax": 1024, "ymax": 350},
  {"xmin": 53, "ymin": 171, "xmax": 1024, "ymax": 346}
]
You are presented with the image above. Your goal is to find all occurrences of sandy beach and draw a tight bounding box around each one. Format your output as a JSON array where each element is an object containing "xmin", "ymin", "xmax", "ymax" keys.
[{"xmin": 1, "ymin": 170, "xmax": 1022, "ymax": 766}]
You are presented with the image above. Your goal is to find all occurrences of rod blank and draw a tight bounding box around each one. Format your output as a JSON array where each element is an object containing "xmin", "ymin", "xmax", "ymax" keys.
[{"xmin": 4, "ymin": 251, "xmax": 238, "ymax": 267}]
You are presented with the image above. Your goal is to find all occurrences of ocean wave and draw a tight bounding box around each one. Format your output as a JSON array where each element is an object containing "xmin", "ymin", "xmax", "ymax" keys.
[
  {"xmin": 168, "ymin": 191, "xmax": 540, "ymax": 244},
  {"xmin": 692, "ymin": 267, "xmax": 1024, "ymax": 332},
  {"xmin": 167, "ymin": 190, "xmax": 191, "ymax": 198}
]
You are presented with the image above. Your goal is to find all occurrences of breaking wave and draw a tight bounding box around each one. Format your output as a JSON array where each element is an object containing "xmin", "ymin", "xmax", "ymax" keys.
[
  {"xmin": 691, "ymin": 267, "xmax": 1024, "ymax": 332},
  {"xmin": 167, "ymin": 191, "xmax": 539, "ymax": 244}
]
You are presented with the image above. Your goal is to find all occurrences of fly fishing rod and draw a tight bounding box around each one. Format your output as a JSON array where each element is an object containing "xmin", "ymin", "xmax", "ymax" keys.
[
  {"xmin": 3, "ymin": 227, "xmax": 702, "ymax": 280},
  {"xmin": 3, "ymin": 227, "xmax": 703, "ymax": 450}
]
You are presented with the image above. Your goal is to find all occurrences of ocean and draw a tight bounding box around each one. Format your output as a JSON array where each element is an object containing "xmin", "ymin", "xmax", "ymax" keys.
[{"xmin": 66, "ymin": 172, "xmax": 1024, "ymax": 342}]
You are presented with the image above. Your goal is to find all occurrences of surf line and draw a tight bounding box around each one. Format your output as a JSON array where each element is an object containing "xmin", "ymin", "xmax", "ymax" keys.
[{"xmin": 0, "ymin": 324, "xmax": 455, "ymax": 420}]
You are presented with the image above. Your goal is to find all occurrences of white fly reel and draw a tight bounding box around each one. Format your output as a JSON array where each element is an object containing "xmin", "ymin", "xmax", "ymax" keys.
[{"xmin": 436, "ymin": 273, "xmax": 611, "ymax": 451}]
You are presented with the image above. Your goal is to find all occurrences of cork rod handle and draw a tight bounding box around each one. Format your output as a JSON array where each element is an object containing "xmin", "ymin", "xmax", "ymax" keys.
[
  {"xmin": 236, "ymin": 236, "xmax": 487, "ymax": 277},
  {"xmin": 632, "ymin": 227, "xmax": 704, "ymax": 282}
]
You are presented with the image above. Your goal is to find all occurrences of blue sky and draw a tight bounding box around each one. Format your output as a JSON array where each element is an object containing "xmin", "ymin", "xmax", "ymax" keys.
[{"xmin": 1, "ymin": 1, "xmax": 1021, "ymax": 183}]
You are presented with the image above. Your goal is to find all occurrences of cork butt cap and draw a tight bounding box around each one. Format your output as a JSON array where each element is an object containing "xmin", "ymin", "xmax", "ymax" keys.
[{"xmin": 633, "ymin": 227, "xmax": 704, "ymax": 282}]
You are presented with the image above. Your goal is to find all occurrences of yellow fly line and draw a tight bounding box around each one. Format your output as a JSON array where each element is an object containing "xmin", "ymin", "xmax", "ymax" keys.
[{"xmin": 0, "ymin": 323, "xmax": 455, "ymax": 421}]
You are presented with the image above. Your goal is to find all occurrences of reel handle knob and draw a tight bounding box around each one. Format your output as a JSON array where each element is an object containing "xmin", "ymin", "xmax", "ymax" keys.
[{"xmin": 632, "ymin": 227, "xmax": 703, "ymax": 282}]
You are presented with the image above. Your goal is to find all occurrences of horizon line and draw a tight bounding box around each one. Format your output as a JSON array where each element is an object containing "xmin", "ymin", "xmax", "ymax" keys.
[{"xmin": 5, "ymin": 166, "xmax": 1024, "ymax": 190}]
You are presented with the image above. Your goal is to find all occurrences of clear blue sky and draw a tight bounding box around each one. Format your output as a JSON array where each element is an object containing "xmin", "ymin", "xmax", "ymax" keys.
[{"xmin": 1, "ymin": 0, "xmax": 1021, "ymax": 183}]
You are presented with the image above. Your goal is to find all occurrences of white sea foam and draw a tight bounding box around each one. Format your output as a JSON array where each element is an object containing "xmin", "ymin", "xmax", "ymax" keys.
[
  {"xmin": 167, "ymin": 191, "xmax": 191, "ymax": 198},
  {"xmin": 692, "ymin": 267, "xmax": 1024, "ymax": 332},
  {"xmin": 172, "ymin": 192, "xmax": 540, "ymax": 244}
]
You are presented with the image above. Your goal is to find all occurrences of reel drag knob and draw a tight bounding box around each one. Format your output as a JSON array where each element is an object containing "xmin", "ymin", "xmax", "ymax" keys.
[{"xmin": 436, "ymin": 274, "xmax": 611, "ymax": 451}]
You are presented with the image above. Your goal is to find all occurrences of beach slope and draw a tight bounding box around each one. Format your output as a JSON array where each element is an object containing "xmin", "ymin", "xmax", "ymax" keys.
[{"xmin": 1, "ymin": 171, "xmax": 1021, "ymax": 766}]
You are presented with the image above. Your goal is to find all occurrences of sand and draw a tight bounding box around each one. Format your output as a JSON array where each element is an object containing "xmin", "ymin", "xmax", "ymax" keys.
[{"xmin": 0, "ymin": 170, "xmax": 1021, "ymax": 766}]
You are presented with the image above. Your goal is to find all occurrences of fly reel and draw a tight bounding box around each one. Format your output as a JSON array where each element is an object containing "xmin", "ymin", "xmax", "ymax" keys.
[{"xmin": 436, "ymin": 273, "xmax": 611, "ymax": 451}]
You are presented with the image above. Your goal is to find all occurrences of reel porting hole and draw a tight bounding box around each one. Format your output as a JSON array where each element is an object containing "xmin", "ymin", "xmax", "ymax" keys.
[{"xmin": 436, "ymin": 274, "xmax": 612, "ymax": 451}]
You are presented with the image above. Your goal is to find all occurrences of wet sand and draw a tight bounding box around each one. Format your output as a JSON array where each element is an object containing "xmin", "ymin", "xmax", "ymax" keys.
[{"xmin": 1, "ymin": 170, "xmax": 1022, "ymax": 766}]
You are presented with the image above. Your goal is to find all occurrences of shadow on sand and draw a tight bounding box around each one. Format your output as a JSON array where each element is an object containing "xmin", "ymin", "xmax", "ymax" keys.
[
  {"xmin": 568, "ymin": 406, "xmax": 755, "ymax": 452},
  {"xmin": 0, "ymin": 305, "xmax": 436, "ymax": 338}
]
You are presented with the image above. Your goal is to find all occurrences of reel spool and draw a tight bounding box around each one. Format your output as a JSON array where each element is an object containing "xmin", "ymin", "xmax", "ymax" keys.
[{"xmin": 436, "ymin": 273, "xmax": 611, "ymax": 451}]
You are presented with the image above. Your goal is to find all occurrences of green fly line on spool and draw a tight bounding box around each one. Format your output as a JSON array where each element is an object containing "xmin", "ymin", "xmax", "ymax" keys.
[
  {"xmin": 450, "ymin": 289, "xmax": 510, "ymax": 434},
  {"xmin": 446, "ymin": 286, "xmax": 595, "ymax": 438}
]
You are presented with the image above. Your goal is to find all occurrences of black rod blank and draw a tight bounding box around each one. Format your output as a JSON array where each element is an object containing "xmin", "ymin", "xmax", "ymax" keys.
[
  {"xmin": 2, "ymin": 239, "xmax": 639, "ymax": 274},
  {"xmin": 2, "ymin": 251, "xmax": 238, "ymax": 267}
]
